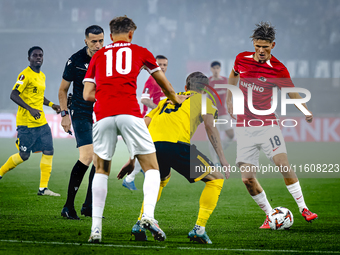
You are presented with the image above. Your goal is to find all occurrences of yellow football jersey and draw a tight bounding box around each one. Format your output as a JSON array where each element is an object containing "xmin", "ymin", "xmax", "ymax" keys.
[
  {"xmin": 12, "ymin": 67, "xmax": 47, "ymax": 128},
  {"xmin": 147, "ymin": 91, "xmax": 218, "ymax": 144}
]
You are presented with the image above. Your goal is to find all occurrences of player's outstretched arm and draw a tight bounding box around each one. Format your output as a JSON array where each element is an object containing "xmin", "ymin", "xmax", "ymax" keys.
[
  {"xmin": 202, "ymin": 113, "xmax": 230, "ymax": 179},
  {"xmin": 10, "ymin": 89, "xmax": 42, "ymax": 120},
  {"xmin": 83, "ymin": 81, "xmax": 96, "ymax": 102},
  {"xmin": 151, "ymin": 70, "xmax": 186, "ymax": 105},
  {"xmin": 288, "ymin": 92, "xmax": 313, "ymax": 123},
  {"xmin": 227, "ymin": 69, "xmax": 240, "ymax": 120},
  {"xmin": 141, "ymin": 98, "xmax": 157, "ymax": 109},
  {"xmin": 117, "ymin": 158, "xmax": 136, "ymax": 179}
]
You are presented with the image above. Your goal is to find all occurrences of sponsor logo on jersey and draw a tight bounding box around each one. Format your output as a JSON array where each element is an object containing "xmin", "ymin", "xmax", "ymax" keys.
[
  {"xmin": 258, "ymin": 76, "xmax": 267, "ymax": 82},
  {"xmin": 240, "ymin": 80, "xmax": 264, "ymax": 92},
  {"xmin": 67, "ymin": 60, "xmax": 72, "ymax": 66},
  {"xmin": 33, "ymin": 87, "xmax": 38, "ymax": 93},
  {"xmin": 85, "ymin": 63, "xmax": 89, "ymax": 69},
  {"xmin": 19, "ymin": 74, "xmax": 25, "ymax": 81}
]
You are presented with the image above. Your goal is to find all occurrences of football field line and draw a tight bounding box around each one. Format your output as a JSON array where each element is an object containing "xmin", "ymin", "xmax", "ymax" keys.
[{"xmin": 1, "ymin": 239, "xmax": 339, "ymax": 253}]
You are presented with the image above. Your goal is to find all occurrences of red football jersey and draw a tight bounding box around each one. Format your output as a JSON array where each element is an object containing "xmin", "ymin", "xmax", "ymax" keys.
[
  {"xmin": 84, "ymin": 41, "xmax": 160, "ymax": 122},
  {"xmin": 141, "ymin": 75, "xmax": 166, "ymax": 117},
  {"xmin": 208, "ymin": 76, "xmax": 228, "ymax": 116},
  {"xmin": 233, "ymin": 51, "xmax": 295, "ymax": 127}
]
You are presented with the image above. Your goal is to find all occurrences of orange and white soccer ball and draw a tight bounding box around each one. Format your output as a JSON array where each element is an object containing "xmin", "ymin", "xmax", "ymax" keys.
[{"xmin": 268, "ymin": 207, "xmax": 294, "ymax": 230}]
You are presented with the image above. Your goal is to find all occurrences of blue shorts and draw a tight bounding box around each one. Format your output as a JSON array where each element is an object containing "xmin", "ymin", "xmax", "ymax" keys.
[
  {"xmin": 154, "ymin": 142, "xmax": 214, "ymax": 183},
  {"xmin": 70, "ymin": 110, "xmax": 93, "ymax": 148},
  {"xmin": 16, "ymin": 124, "xmax": 53, "ymax": 153}
]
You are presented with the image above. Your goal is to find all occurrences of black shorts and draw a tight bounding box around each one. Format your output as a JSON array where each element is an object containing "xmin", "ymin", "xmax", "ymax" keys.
[
  {"xmin": 70, "ymin": 110, "xmax": 93, "ymax": 148},
  {"xmin": 16, "ymin": 124, "xmax": 53, "ymax": 153},
  {"xmin": 154, "ymin": 141, "xmax": 214, "ymax": 183}
]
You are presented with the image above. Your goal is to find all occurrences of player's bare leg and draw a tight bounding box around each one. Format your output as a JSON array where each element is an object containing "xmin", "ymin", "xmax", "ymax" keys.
[
  {"xmin": 273, "ymin": 153, "xmax": 318, "ymax": 222},
  {"xmin": 240, "ymin": 163, "xmax": 272, "ymax": 228},
  {"xmin": 188, "ymin": 171, "xmax": 224, "ymax": 244},
  {"xmin": 137, "ymin": 153, "xmax": 166, "ymax": 241},
  {"xmin": 89, "ymin": 154, "xmax": 111, "ymax": 243}
]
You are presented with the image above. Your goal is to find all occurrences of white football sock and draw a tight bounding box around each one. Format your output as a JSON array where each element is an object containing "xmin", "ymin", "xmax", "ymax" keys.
[
  {"xmin": 286, "ymin": 181, "xmax": 307, "ymax": 213},
  {"xmin": 91, "ymin": 173, "xmax": 108, "ymax": 231},
  {"xmin": 125, "ymin": 160, "xmax": 142, "ymax": 183},
  {"xmin": 143, "ymin": 169, "xmax": 160, "ymax": 219},
  {"xmin": 251, "ymin": 191, "xmax": 273, "ymax": 215}
]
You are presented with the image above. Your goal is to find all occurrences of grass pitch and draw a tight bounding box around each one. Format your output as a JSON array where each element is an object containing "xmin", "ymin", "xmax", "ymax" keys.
[{"xmin": 0, "ymin": 138, "xmax": 339, "ymax": 254}]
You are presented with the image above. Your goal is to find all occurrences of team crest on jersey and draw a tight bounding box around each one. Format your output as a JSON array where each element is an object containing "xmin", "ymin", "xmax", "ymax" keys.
[
  {"xmin": 258, "ymin": 76, "xmax": 267, "ymax": 82},
  {"xmin": 19, "ymin": 74, "xmax": 25, "ymax": 81},
  {"xmin": 67, "ymin": 60, "xmax": 72, "ymax": 66}
]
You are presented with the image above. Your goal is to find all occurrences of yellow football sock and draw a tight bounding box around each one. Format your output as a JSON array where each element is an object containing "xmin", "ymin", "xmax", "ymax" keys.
[
  {"xmin": 138, "ymin": 177, "xmax": 171, "ymax": 221},
  {"xmin": 40, "ymin": 154, "xmax": 53, "ymax": 189},
  {"xmin": 196, "ymin": 179, "xmax": 224, "ymax": 227},
  {"xmin": 0, "ymin": 153, "xmax": 24, "ymax": 176}
]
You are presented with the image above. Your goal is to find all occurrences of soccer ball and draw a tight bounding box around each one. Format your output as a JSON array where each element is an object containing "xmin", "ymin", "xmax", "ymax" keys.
[{"xmin": 268, "ymin": 207, "xmax": 294, "ymax": 230}]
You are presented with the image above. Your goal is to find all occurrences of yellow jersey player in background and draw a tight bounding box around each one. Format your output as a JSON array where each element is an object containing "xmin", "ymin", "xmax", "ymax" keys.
[
  {"xmin": 118, "ymin": 72, "xmax": 230, "ymax": 244},
  {"xmin": 0, "ymin": 46, "xmax": 61, "ymax": 196}
]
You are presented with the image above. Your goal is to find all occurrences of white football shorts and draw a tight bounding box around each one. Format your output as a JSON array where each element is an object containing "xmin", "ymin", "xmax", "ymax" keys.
[
  {"xmin": 235, "ymin": 125, "xmax": 287, "ymax": 167},
  {"xmin": 93, "ymin": 115, "xmax": 156, "ymax": 161}
]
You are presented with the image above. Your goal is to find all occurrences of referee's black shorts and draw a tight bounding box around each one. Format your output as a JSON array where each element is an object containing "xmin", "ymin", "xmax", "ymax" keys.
[
  {"xmin": 154, "ymin": 141, "xmax": 213, "ymax": 183},
  {"xmin": 70, "ymin": 110, "xmax": 93, "ymax": 148}
]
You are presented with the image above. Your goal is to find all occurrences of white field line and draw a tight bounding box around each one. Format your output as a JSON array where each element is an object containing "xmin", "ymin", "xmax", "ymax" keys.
[{"xmin": 0, "ymin": 239, "xmax": 339, "ymax": 254}]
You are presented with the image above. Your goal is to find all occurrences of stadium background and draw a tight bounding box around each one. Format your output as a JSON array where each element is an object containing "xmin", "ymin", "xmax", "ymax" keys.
[{"xmin": 0, "ymin": 0, "xmax": 339, "ymax": 253}]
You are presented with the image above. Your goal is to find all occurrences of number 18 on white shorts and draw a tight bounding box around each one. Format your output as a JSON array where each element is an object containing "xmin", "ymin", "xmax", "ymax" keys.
[{"xmin": 236, "ymin": 125, "xmax": 287, "ymax": 168}]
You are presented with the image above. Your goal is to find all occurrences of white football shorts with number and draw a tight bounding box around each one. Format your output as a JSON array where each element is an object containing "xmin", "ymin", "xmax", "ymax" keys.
[{"xmin": 236, "ymin": 125, "xmax": 287, "ymax": 167}]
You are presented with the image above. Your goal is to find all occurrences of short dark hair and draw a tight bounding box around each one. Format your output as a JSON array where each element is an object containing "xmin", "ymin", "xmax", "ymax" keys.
[
  {"xmin": 250, "ymin": 22, "xmax": 276, "ymax": 42},
  {"xmin": 85, "ymin": 25, "xmax": 104, "ymax": 37},
  {"xmin": 28, "ymin": 46, "xmax": 43, "ymax": 57},
  {"xmin": 211, "ymin": 61, "xmax": 221, "ymax": 68},
  {"xmin": 186, "ymin": 72, "xmax": 209, "ymax": 91},
  {"xmin": 155, "ymin": 55, "xmax": 167, "ymax": 60},
  {"xmin": 109, "ymin": 16, "xmax": 137, "ymax": 34}
]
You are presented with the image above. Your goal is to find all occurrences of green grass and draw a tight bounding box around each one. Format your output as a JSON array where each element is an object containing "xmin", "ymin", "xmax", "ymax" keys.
[{"xmin": 0, "ymin": 138, "xmax": 339, "ymax": 254}]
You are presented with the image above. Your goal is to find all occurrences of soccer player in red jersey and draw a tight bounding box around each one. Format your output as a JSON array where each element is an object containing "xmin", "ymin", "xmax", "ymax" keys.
[
  {"xmin": 83, "ymin": 16, "xmax": 184, "ymax": 242},
  {"xmin": 208, "ymin": 61, "xmax": 234, "ymax": 166},
  {"xmin": 122, "ymin": 55, "xmax": 168, "ymax": 191},
  {"xmin": 226, "ymin": 22, "xmax": 318, "ymax": 229},
  {"xmin": 141, "ymin": 55, "xmax": 168, "ymax": 116}
]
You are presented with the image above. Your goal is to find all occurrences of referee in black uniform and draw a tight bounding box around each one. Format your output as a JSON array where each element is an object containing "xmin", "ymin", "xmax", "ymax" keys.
[{"xmin": 58, "ymin": 25, "xmax": 104, "ymax": 219}]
